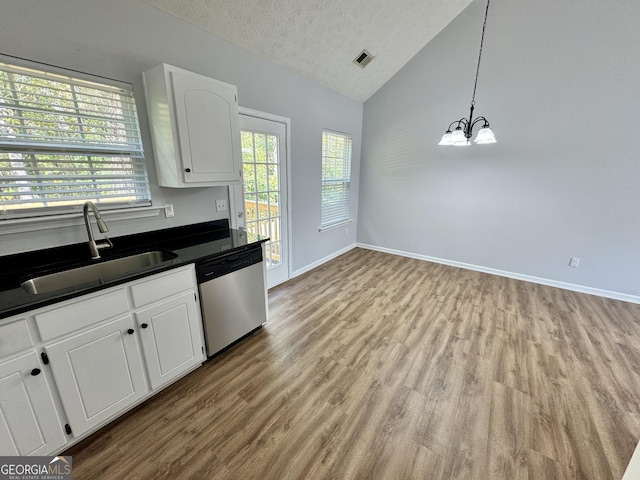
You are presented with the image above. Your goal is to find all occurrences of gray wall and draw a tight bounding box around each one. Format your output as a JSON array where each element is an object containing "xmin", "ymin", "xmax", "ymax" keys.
[
  {"xmin": 359, "ymin": 0, "xmax": 640, "ymax": 297},
  {"xmin": 0, "ymin": 0, "xmax": 362, "ymax": 273}
]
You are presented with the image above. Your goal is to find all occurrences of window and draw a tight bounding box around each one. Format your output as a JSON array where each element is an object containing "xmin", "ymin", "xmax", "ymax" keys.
[
  {"xmin": 321, "ymin": 130, "xmax": 352, "ymax": 230},
  {"xmin": 0, "ymin": 61, "xmax": 150, "ymax": 218}
]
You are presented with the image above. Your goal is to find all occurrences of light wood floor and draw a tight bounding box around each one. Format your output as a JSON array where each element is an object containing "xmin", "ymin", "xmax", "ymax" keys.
[{"xmin": 66, "ymin": 248, "xmax": 640, "ymax": 479}]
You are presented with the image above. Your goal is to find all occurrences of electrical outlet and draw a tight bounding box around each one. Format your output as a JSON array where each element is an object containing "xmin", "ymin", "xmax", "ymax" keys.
[
  {"xmin": 216, "ymin": 199, "xmax": 228, "ymax": 212},
  {"xmin": 569, "ymin": 257, "xmax": 580, "ymax": 268},
  {"xmin": 164, "ymin": 204, "xmax": 175, "ymax": 218}
]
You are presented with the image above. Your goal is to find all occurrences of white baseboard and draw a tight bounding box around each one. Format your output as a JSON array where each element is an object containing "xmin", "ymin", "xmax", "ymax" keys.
[
  {"xmin": 623, "ymin": 441, "xmax": 640, "ymax": 480},
  {"xmin": 292, "ymin": 243, "xmax": 357, "ymax": 278},
  {"xmin": 357, "ymin": 243, "xmax": 640, "ymax": 305}
]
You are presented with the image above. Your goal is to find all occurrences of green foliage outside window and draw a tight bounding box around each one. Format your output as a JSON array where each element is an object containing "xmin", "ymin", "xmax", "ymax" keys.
[
  {"xmin": 0, "ymin": 61, "xmax": 148, "ymax": 216},
  {"xmin": 241, "ymin": 131, "xmax": 279, "ymax": 203}
]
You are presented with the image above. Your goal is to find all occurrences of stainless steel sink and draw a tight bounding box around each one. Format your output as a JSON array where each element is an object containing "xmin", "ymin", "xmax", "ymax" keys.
[{"xmin": 21, "ymin": 250, "xmax": 178, "ymax": 294}]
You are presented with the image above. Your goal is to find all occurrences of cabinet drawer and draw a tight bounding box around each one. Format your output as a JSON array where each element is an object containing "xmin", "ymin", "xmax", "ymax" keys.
[
  {"xmin": 130, "ymin": 266, "xmax": 195, "ymax": 308},
  {"xmin": 35, "ymin": 289, "xmax": 129, "ymax": 341},
  {"xmin": 0, "ymin": 319, "xmax": 33, "ymax": 357}
]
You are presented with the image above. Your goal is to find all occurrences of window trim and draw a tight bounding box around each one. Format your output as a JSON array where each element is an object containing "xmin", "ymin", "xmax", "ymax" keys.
[
  {"xmin": 0, "ymin": 205, "xmax": 169, "ymax": 235},
  {"xmin": 319, "ymin": 217, "xmax": 353, "ymax": 233},
  {"xmin": 320, "ymin": 129, "xmax": 352, "ymax": 231}
]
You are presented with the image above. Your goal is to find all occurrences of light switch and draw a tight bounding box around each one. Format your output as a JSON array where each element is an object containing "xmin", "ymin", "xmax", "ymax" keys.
[{"xmin": 164, "ymin": 204, "xmax": 175, "ymax": 218}]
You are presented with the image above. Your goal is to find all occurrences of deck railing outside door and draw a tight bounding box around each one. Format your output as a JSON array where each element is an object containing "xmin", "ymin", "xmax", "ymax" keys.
[{"xmin": 245, "ymin": 200, "xmax": 280, "ymax": 262}]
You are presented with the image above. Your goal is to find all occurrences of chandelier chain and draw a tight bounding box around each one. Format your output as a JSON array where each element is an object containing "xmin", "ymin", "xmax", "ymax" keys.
[{"xmin": 471, "ymin": 0, "xmax": 491, "ymax": 106}]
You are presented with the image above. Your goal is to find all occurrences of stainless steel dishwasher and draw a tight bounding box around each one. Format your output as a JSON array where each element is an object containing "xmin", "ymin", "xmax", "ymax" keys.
[{"xmin": 197, "ymin": 244, "xmax": 267, "ymax": 357}]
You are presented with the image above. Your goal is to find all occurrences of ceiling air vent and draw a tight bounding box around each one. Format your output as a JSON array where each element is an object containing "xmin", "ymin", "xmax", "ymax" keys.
[{"xmin": 353, "ymin": 49, "xmax": 374, "ymax": 69}]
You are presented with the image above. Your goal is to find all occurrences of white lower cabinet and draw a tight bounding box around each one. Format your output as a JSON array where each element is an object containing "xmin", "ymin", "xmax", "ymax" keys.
[
  {"xmin": 45, "ymin": 315, "xmax": 148, "ymax": 437},
  {"xmin": 0, "ymin": 264, "xmax": 205, "ymax": 455},
  {"xmin": 136, "ymin": 292, "xmax": 203, "ymax": 390},
  {"xmin": 0, "ymin": 351, "xmax": 66, "ymax": 455}
]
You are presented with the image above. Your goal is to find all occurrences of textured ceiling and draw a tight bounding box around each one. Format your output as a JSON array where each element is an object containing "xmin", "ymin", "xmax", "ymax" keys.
[{"xmin": 140, "ymin": 0, "xmax": 473, "ymax": 102}]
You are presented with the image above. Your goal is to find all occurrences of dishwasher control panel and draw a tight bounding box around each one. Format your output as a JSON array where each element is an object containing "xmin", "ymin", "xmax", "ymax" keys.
[{"xmin": 196, "ymin": 245, "xmax": 263, "ymax": 281}]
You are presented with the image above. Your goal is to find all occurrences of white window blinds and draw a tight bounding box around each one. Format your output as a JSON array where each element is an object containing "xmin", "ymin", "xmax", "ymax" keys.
[
  {"xmin": 0, "ymin": 61, "xmax": 150, "ymax": 218},
  {"xmin": 321, "ymin": 130, "xmax": 352, "ymax": 229}
]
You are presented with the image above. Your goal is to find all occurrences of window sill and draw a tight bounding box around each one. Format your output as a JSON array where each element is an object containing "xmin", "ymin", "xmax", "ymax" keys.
[
  {"xmin": 0, "ymin": 205, "xmax": 168, "ymax": 235},
  {"xmin": 319, "ymin": 219, "xmax": 353, "ymax": 232}
]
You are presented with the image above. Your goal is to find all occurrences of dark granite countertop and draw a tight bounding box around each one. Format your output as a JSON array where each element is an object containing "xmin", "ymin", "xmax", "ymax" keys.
[{"xmin": 0, "ymin": 219, "xmax": 267, "ymax": 320}]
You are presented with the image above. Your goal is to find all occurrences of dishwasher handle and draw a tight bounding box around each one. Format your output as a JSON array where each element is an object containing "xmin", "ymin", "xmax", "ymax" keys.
[{"xmin": 214, "ymin": 252, "xmax": 245, "ymax": 264}]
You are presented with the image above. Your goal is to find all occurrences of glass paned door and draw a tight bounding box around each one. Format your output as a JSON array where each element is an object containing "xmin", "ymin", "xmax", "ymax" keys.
[{"xmin": 238, "ymin": 114, "xmax": 289, "ymax": 288}]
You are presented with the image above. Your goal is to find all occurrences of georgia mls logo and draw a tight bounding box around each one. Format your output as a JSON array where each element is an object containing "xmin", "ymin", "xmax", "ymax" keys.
[
  {"xmin": 0, "ymin": 455, "xmax": 72, "ymax": 480},
  {"xmin": 49, "ymin": 456, "xmax": 72, "ymax": 474}
]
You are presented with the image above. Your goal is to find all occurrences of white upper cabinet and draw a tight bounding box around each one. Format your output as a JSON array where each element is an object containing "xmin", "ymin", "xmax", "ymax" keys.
[{"xmin": 143, "ymin": 63, "xmax": 242, "ymax": 187}]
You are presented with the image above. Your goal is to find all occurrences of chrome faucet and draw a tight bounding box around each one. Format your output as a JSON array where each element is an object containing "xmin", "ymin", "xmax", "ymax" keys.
[{"xmin": 83, "ymin": 201, "xmax": 113, "ymax": 259}]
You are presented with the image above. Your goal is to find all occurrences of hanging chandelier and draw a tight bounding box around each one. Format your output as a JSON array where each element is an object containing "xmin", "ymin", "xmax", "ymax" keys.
[{"xmin": 438, "ymin": 0, "xmax": 496, "ymax": 146}]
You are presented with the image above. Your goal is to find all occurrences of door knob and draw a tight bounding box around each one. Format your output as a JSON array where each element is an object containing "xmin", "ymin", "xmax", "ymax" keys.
[
  {"xmin": 127, "ymin": 328, "xmax": 135, "ymax": 335},
  {"xmin": 141, "ymin": 323, "xmax": 148, "ymax": 329},
  {"xmin": 31, "ymin": 368, "xmax": 41, "ymax": 376}
]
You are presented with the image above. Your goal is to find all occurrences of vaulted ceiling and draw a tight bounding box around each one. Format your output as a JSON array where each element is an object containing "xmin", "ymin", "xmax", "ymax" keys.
[{"xmin": 140, "ymin": 0, "xmax": 473, "ymax": 102}]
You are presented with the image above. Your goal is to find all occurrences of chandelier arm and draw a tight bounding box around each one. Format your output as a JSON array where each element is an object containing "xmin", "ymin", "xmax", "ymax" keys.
[
  {"xmin": 447, "ymin": 118, "xmax": 468, "ymax": 132},
  {"xmin": 470, "ymin": 116, "xmax": 490, "ymax": 130}
]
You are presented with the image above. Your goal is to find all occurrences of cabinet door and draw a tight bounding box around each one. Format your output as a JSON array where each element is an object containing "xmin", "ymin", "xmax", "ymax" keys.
[
  {"xmin": 171, "ymin": 70, "xmax": 241, "ymax": 184},
  {"xmin": 0, "ymin": 351, "xmax": 66, "ymax": 456},
  {"xmin": 45, "ymin": 315, "xmax": 147, "ymax": 437},
  {"xmin": 135, "ymin": 292, "xmax": 204, "ymax": 390}
]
